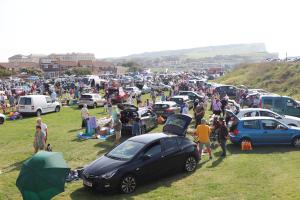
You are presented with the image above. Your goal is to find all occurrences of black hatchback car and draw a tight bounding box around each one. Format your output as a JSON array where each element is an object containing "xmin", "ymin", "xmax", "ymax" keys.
[{"xmin": 82, "ymin": 114, "xmax": 199, "ymax": 193}]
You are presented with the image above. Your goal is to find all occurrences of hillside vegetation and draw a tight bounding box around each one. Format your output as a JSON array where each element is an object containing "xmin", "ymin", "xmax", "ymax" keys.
[{"xmin": 217, "ymin": 62, "xmax": 300, "ymax": 100}]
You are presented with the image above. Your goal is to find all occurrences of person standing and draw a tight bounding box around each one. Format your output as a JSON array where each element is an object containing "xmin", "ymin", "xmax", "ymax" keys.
[
  {"xmin": 194, "ymin": 102, "xmax": 205, "ymax": 128},
  {"xmin": 194, "ymin": 119, "xmax": 212, "ymax": 160},
  {"xmin": 33, "ymin": 125, "xmax": 46, "ymax": 153},
  {"xmin": 81, "ymin": 104, "xmax": 89, "ymax": 129},
  {"xmin": 182, "ymin": 102, "xmax": 189, "ymax": 115},
  {"xmin": 36, "ymin": 118, "xmax": 48, "ymax": 143},
  {"xmin": 212, "ymin": 98, "xmax": 222, "ymax": 115},
  {"xmin": 113, "ymin": 114, "xmax": 122, "ymax": 144},
  {"xmin": 51, "ymin": 90, "xmax": 57, "ymax": 102},
  {"xmin": 0, "ymin": 93, "xmax": 4, "ymax": 105},
  {"xmin": 218, "ymin": 117, "xmax": 229, "ymax": 157},
  {"xmin": 9, "ymin": 94, "xmax": 15, "ymax": 111},
  {"xmin": 132, "ymin": 117, "xmax": 141, "ymax": 136}
]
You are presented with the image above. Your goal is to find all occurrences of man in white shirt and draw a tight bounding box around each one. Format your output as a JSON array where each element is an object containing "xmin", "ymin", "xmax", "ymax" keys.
[
  {"xmin": 81, "ymin": 104, "xmax": 89, "ymax": 128},
  {"xmin": 36, "ymin": 118, "xmax": 48, "ymax": 142}
]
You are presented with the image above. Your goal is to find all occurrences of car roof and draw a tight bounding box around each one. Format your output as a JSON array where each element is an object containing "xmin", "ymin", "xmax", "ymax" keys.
[
  {"xmin": 239, "ymin": 108, "xmax": 274, "ymax": 112},
  {"xmin": 240, "ymin": 116, "xmax": 276, "ymax": 121},
  {"xmin": 171, "ymin": 95, "xmax": 189, "ymax": 99},
  {"xmin": 20, "ymin": 95, "xmax": 47, "ymax": 98},
  {"xmin": 155, "ymin": 101, "xmax": 177, "ymax": 105},
  {"xmin": 129, "ymin": 133, "xmax": 173, "ymax": 143}
]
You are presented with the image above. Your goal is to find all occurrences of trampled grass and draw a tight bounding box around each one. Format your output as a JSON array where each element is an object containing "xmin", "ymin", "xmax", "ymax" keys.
[{"xmin": 1, "ymin": 103, "xmax": 300, "ymax": 200}]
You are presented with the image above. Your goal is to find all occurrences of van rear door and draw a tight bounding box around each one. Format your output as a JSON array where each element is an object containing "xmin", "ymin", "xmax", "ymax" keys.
[{"xmin": 18, "ymin": 97, "xmax": 32, "ymax": 112}]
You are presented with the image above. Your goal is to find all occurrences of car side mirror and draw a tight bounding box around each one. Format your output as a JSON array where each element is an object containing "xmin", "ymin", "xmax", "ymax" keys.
[{"xmin": 142, "ymin": 154, "xmax": 151, "ymax": 160}]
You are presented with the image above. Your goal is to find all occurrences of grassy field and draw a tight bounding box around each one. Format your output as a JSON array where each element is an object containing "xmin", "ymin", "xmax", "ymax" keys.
[
  {"xmin": 1, "ymin": 96, "xmax": 300, "ymax": 200},
  {"xmin": 217, "ymin": 62, "xmax": 300, "ymax": 100}
]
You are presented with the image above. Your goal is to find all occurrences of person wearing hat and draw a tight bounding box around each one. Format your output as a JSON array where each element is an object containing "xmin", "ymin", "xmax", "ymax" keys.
[
  {"xmin": 194, "ymin": 118, "xmax": 212, "ymax": 160},
  {"xmin": 218, "ymin": 117, "xmax": 229, "ymax": 157}
]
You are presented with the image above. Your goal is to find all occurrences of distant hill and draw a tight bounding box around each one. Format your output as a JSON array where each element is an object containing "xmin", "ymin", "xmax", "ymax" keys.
[
  {"xmin": 217, "ymin": 62, "xmax": 300, "ymax": 99},
  {"xmin": 123, "ymin": 43, "xmax": 274, "ymax": 59}
]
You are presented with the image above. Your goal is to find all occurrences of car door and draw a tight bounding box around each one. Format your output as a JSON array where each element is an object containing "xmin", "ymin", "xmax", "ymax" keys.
[
  {"xmin": 241, "ymin": 120, "xmax": 264, "ymax": 144},
  {"xmin": 161, "ymin": 137, "xmax": 181, "ymax": 171},
  {"xmin": 260, "ymin": 119, "xmax": 291, "ymax": 144},
  {"xmin": 273, "ymin": 97, "xmax": 284, "ymax": 115},
  {"xmin": 45, "ymin": 96, "xmax": 53, "ymax": 113},
  {"xmin": 136, "ymin": 141, "xmax": 165, "ymax": 179}
]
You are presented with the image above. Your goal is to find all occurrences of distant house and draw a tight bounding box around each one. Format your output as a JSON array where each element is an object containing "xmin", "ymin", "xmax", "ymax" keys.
[
  {"xmin": 59, "ymin": 60, "xmax": 77, "ymax": 72},
  {"xmin": 78, "ymin": 60, "xmax": 93, "ymax": 68},
  {"xmin": 40, "ymin": 58, "xmax": 60, "ymax": 78},
  {"xmin": 92, "ymin": 60, "xmax": 116, "ymax": 74}
]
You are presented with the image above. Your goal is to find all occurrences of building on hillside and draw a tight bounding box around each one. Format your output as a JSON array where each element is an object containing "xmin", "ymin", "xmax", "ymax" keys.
[
  {"xmin": 40, "ymin": 58, "xmax": 60, "ymax": 78},
  {"xmin": 78, "ymin": 60, "xmax": 93, "ymax": 68},
  {"xmin": 48, "ymin": 53, "xmax": 95, "ymax": 62},
  {"xmin": 92, "ymin": 60, "xmax": 116, "ymax": 74},
  {"xmin": 8, "ymin": 54, "xmax": 45, "ymax": 63}
]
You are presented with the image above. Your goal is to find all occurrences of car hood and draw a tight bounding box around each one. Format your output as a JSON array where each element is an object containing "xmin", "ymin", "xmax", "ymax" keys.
[
  {"xmin": 284, "ymin": 115, "xmax": 300, "ymax": 122},
  {"xmin": 84, "ymin": 155, "xmax": 126, "ymax": 176}
]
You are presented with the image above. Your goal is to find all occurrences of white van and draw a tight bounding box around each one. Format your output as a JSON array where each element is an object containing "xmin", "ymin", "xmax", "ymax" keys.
[
  {"xmin": 82, "ymin": 75, "xmax": 107, "ymax": 88},
  {"xmin": 17, "ymin": 95, "xmax": 61, "ymax": 116}
]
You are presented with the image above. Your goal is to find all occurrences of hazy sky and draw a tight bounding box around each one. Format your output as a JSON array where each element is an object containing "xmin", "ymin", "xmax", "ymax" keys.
[{"xmin": 0, "ymin": 0, "xmax": 299, "ymax": 61}]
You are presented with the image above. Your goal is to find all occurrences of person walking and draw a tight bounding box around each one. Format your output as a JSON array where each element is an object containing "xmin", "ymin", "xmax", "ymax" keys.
[
  {"xmin": 36, "ymin": 118, "xmax": 48, "ymax": 143},
  {"xmin": 194, "ymin": 102, "xmax": 205, "ymax": 128},
  {"xmin": 33, "ymin": 125, "xmax": 46, "ymax": 153},
  {"xmin": 195, "ymin": 119, "xmax": 212, "ymax": 160},
  {"xmin": 113, "ymin": 114, "xmax": 122, "ymax": 144},
  {"xmin": 218, "ymin": 117, "xmax": 229, "ymax": 157},
  {"xmin": 212, "ymin": 98, "xmax": 222, "ymax": 115},
  {"xmin": 81, "ymin": 104, "xmax": 89, "ymax": 129}
]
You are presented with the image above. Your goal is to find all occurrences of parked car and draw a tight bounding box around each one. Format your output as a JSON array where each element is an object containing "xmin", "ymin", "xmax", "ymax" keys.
[
  {"xmin": 78, "ymin": 93, "xmax": 106, "ymax": 108},
  {"xmin": 229, "ymin": 116, "xmax": 300, "ymax": 147},
  {"xmin": 141, "ymin": 85, "xmax": 151, "ymax": 94},
  {"xmin": 215, "ymin": 85, "xmax": 238, "ymax": 98},
  {"xmin": 124, "ymin": 87, "xmax": 142, "ymax": 97},
  {"xmin": 226, "ymin": 108, "xmax": 300, "ymax": 127},
  {"xmin": 0, "ymin": 113, "xmax": 5, "ymax": 124},
  {"xmin": 150, "ymin": 83, "xmax": 171, "ymax": 91},
  {"xmin": 120, "ymin": 104, "xmax": 157, "ymax": 135},
  {"xmin": 17, "ymin": 95, "xmax": 61, "ymax": 116},
  {"xmin": 152, "ymin": 101, "xmax": 181, "ymax": 118},
  {"xmin": 82, "ymin": 114, "xmax": 198, "ymax": 193},
  {"xmin": 260, "ymin": 95, "xmax": 300, "ymax": 117},
  {"xmin": 178, "ymin": 91, "xmax": 204, "ymax": 102},
  {"xmin": 170, "ymin": 95, "xmax": 193, "ymax": 109}
]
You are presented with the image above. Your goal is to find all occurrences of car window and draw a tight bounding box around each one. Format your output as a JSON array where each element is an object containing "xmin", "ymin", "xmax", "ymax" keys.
[
  {"xmin": 261, "ymin": 119, "xmax": 281, "ymax": 130},
  {"xmin": 144, "ymin": 141, "xmax": 161, "ymax": 157},
  {"xmin": 19, "ymin": 97, "xmax": 32, "ymax": 105},
  {"xmin": 260, "ymin": 111, "xmax": 277, "ymax": 118},
  {"xmin": 274, "ymin": 98, "xmax": 284, "ymax": 108},
  {"xmin": 243, "ymin": 120, "xmax": 260, "ymax": 129},
  {"xmin": 107, "ymin": 140, "xmax": 144, "ymax": 160},
  {"xmin": 263, "ymin": 98, "xmax": 273, "ymax": 109},
  {"xmin": 286, "ymin": 98, "xmax": 297, "ymax": 107},
  {"xmin": 153, "ymin": 104, "xmax": 169, "ymax": 109},
  {"xmin": 244, "ymin": 111, "xmax": 259, "ymax": 117},
  {"xmin": 46, "ymin": 96, "xmax": 52, "ymax": 103},
  {"xmin": 163, "ymin": 137, "xmax": 178, "ymax": 152}
]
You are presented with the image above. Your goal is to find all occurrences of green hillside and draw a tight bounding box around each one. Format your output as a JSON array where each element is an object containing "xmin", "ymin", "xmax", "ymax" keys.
[{"xmin": 217, "ymin": 62, "xmax": 300, "ymax": 100}]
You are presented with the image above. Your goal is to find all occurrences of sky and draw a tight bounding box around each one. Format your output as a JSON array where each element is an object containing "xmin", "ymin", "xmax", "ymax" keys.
[{"xmin": 0, "ymin": 0, "xmax": 299, "ymax": 61}]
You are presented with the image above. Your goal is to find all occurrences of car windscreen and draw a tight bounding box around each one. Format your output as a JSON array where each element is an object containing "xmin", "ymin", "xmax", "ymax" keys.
[
  {"xmin": 106, "ymin": 140, "xmax": 144, "ymax": 161},
  {"xmin": 80, "ymin": 95, "xmax": 92, "ymax": 99},
  {"xmin": 153, "ymin": 104, "xmax": 170, "ymax": 109},
  {"xmin": 19, "ymin": 97, "xmax": 32, "ymax": 105}
]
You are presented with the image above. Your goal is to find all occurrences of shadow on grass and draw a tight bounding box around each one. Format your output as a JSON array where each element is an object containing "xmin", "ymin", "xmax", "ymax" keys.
[
  {"xmin": 227, "ymin": 143, "xmax": 300, "ymax": 154},
  {"xmin": 68, "ymin": 128, "xmax": 83, "ymax": 133},
  {"xmin": 2, "ymin": 159, "xmax": 27, "ymax": 174},
  {"xmin": 70, "ymin": 170, "xmax": 194, "ymax": 200}
]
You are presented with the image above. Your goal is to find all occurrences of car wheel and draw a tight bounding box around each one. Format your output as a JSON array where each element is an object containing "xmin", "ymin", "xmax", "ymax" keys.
[
  {"xmin": 93, "ymin": 103, "xmax": 97, "ymax": 109},
  {"xmin": 36, "ymin": 109, "xmax": 42, "ymax": 117},
  {"xmin": 184, "ymin": 156, "xmax": 197, "ymax": 172},
  {"xmin": 292, "ymin": 137, "xmax": 300, "ymax": 148},
  {"xmin": 120, "ymin": 174, "xmax": 137, "ymax": 194},
  {"xmin": 55, "ymin": 106, "xmax": 60, "ymax": 112},
  {"xmin": 0, "ymin": 117, "xmax": 4, "ymax": 124}
]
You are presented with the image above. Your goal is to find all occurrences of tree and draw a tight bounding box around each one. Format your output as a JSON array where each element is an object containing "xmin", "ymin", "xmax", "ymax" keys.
[
  {"xmin": 121, "ymin": 61, "xmax": 143, "ymax": 72},
  {"xmin": 64, "ymin": 67, "xmax": 92, "ymax": 76}
]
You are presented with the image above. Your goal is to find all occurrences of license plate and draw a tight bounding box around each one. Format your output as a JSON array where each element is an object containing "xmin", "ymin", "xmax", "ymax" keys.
[{"xmin": 83, "ymin": 180, "xmax": 93, "ymax": 187}]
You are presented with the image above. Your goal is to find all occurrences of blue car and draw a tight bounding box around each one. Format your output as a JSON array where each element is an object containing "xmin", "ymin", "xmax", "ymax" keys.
[{"xmin": 229, "ymin": 116, "xmax": 300, "ymax": 147}]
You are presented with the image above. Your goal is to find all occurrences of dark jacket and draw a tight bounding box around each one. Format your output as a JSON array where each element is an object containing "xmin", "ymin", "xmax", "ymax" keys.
[{"xmin": 218, "ymin": 124, "xmax": 229, "ymax": 141}]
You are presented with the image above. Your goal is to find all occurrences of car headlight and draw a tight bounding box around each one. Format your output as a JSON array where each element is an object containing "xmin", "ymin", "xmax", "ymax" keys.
[{"xmin": 101, "ymin": 169, "xmax": 118, "ymax": 179}]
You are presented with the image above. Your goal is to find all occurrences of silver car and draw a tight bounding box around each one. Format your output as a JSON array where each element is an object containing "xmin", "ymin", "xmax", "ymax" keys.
[{"xmin": 79, "ymin": 93, "xmax": 106, "ymax": 108}]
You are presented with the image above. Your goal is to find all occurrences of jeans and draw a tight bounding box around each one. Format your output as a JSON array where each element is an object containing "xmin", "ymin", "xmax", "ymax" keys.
[{"xmin": 220, "ymin": 140, "xmax": 227, "ymax": 156}]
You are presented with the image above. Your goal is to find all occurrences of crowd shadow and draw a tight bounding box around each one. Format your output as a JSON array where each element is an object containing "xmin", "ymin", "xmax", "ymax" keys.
[
  {"xmin": 227, "ymin": 143, "xmax": 300, "ymax": 154},
  {"xmin": 2, "ymin": 159, "xmax": 26, "ymax": 174}
]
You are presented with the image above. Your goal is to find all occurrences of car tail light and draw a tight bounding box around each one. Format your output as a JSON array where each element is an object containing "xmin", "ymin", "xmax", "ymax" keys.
[
  {"xmin": 166, "ymin": 108, "xmax": 173, "ymax": 113},
  {"xmin": 31, "ymin": 106, "xmax": 35, "ymax": 110},
  {"xmin": 233, "ymin": 128, "xmax": 239, "ymax": 136}
]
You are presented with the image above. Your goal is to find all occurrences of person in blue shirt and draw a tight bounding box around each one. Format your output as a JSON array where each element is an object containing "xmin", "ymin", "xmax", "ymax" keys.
[{"xmin": 132, "ymin": 117, "xmax": 141, "ymax": 136}]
